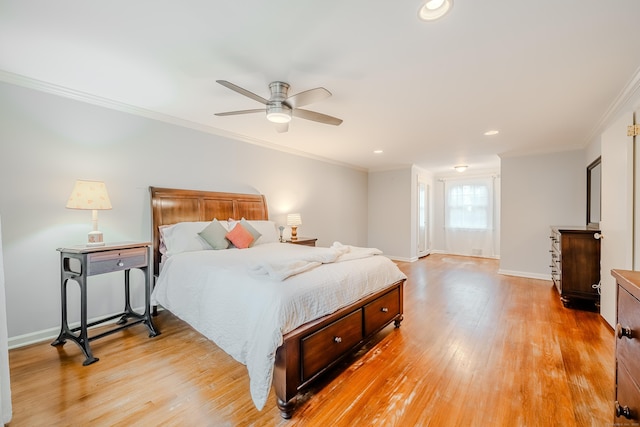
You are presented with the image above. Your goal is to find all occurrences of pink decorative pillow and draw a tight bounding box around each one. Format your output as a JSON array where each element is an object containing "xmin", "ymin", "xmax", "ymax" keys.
[{"xmin": 225, "ymin": 223, "xmax": 254, "ymax": 249}]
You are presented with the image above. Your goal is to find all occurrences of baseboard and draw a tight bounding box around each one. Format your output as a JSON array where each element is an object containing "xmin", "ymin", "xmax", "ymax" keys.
[
  {"xmin": 8, "ymin": 306, "xmax": 147, "ymax": 350},
  {"xmin": 498, "ymin": 269, "xmax": 551, "ymax": 281},
  {"xmin": 389, "ymin": 250, "xmax": 501, "ymax": 263},
  {"xmin": 9, "ymin": 325, "xmax": 64, "ymax": 349}
]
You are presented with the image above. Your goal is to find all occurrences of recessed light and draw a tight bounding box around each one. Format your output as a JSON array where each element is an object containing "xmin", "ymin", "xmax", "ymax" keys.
[
  {"xmin": 418, "ymin": 0, "xmax": 453, "ymax": 21},
  {"xmin": 484, "ymin": 130, "xmax": 499, "ymax": 136},
  {"xmin": 373, "ymin": 150, "xmax": 383, "ymax": 154},
  {"xmin": 454, "ymin": 165, "xmax": 468, "ymax": 172}
]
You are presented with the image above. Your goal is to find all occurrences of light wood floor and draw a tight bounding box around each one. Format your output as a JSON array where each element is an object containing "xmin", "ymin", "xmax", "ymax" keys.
[{"xmin": 7, "ymin": 254, "xmax": 614, "ymax": 426}]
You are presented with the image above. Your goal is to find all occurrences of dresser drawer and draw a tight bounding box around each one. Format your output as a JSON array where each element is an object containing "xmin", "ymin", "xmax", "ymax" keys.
[
  {"xmin": 87, "ymin": 247, "xmax": 148, "ymax": 276},
  {"xmin": 364, "ymin": 288, "xmax": 400, "ymax": 336},
  {"xmin": 617, "ymin": 287, "xmax": 640, "ymax": 381},
  {"xmin": 301, "ymin": 309, "xmax": 363, "ymax": 382},
  {"xmin": 616, "ymin": 363, "xmax": 640, "ymax": 422}
]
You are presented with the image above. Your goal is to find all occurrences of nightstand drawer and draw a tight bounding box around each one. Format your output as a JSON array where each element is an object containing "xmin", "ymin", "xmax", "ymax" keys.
[{"xmin": 87, "ymin": 247, "xmax": 148, "ymax": 275}]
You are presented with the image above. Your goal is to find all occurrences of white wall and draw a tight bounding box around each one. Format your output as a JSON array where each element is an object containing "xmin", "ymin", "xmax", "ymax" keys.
[
  {"xmin": 499, "ymin": 150, "xmax": 585, "ymax": 278},
  {"xmin": 368, "ymin": 166, "xmax": 435, "ymax": 262},
  {"xmin": 0, "ymin": 81, "xmax": 368, "ymax": 343},
  {"xmin": 585, "ymin": 137, "xmax": 602, "ymax": 166},
  {"xmin": 368, "ymin": 167, "xmax": 414, "ymax": 261}
]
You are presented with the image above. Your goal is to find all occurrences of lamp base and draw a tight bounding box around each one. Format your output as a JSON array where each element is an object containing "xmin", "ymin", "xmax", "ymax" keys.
[
  {"xmin": 291, "ymin": 226, "xmax": 298, "ymax": 241},
  {"xmin": 87, "ymin": 230, "xmax": 105, "ymax": 247}
]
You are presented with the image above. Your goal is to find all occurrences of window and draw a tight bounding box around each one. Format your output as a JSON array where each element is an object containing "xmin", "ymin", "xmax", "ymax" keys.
[
  {"xmin": 441, "ymin": 175, "xmax": 499, "ymax": 258},
  {"xmin": 446, "ymin": 183, "xmax": 490, "ymax": 230}
]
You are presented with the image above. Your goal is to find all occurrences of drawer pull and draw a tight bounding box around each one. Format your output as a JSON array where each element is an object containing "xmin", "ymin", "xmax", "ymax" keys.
[
  {"xmin": 381, "ymin": 307, "xmax": 389, "ymax": 313},
  {"xmin": 615, "ymin": 401, "xmax": 632, "ymax": 419},
  {"xmin": 117, "ymin": 260, "xmax": 124, "ymax": 267},
  {"xmin": 333, "ymin": 336, "xmax": 342, "ymax": 344},
  {"xmin": 616, "ymin": 323, "xmax": 633, "ymax": 339}
]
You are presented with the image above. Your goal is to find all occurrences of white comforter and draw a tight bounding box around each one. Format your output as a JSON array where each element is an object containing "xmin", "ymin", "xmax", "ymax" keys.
[{"xmin": 151, "ymin": 242, "xmax": 407, "ymax": 410}]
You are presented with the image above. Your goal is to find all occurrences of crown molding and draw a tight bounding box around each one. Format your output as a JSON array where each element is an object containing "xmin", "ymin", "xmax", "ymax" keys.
[
  {"xmin": 0, "ymin": 69, "xmax": 366, "ymax": 173},
  {"xmin": 584, "ymin": 64, "xmax": 640, "ymax": 145}
]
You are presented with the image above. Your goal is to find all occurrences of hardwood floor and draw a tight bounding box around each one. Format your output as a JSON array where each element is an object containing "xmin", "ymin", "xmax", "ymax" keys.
[{"xmin": 7, "ymin": 254, "xmax": 614, "ymax": 426}]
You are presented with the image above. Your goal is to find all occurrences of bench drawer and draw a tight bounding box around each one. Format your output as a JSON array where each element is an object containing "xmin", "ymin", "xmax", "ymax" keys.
[
  {"xmin": 301, "ymin": 309, "xmax": 363, "ymax": 382},
  {"xmin": 364, "ymin": 287, "xmax": 400, "ymax": 336}
]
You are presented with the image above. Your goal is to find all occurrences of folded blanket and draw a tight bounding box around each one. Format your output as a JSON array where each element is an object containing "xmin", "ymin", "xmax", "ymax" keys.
[
  {"xmin": 250, "ymin": 259, "xmax": 321, "ymax": 281},
  {"xmin": 249, "ymin": 242, "xmax": 382, "ymax": 281},
  {"xmin": 330, "ymin": 241, "xmax": 382, "ymax": 261}
]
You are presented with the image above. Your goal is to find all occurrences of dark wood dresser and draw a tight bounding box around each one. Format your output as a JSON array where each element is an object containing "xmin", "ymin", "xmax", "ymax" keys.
[
  {"xmin": 549, "ymin": 226, "xmax": 601, "ymax": 308},
  {"xmin": 611, "ymin": 269, "xmax": 640, "ymax": 423}
]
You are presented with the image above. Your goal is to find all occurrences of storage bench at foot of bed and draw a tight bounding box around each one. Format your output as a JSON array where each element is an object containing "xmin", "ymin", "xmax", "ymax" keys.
[{"xmin": 273, "ymin": 279, "xmax": 405, "ymax": 419}]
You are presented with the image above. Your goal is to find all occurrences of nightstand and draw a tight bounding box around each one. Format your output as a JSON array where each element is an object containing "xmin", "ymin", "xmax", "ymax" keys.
[
  {"xmin": 286, "ymin": 237, "xmax": 317, "ymax": 247},
  {"xmin": 51, "ymin": 241, "xmax": 159, "ymax": 365}
]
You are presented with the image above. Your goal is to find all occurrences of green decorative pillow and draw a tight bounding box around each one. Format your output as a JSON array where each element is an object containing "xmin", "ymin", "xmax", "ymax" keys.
[
  {"xmin": 225, "ymin": 223, "xmax": 255, "ymax": 249},
  {"xmin": 198, "ymin": 219, "xmax": 230, "ymax": 250},
  {"xmin": 240, "ymin": 218, "xmax": 262, "ymax": 246}
]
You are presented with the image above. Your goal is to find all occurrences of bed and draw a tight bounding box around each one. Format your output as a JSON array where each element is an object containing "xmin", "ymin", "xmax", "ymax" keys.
[{"xmin": 149, "ymin": 187, "xmax": 406, "ymax": 418}]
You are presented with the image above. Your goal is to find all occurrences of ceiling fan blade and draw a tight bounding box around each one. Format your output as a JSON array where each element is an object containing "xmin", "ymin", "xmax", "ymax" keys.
[
  {"xmin": 274, "ymin": 122, "xmax": 289, "ymax": 133},
  {"xmin": 216, "ymin": 80, "xmax": 268, "ymax": 104},
  {"xmin": 293, "ymin": 109, "xmax": 343, "ymax": 126},
  {"xmin": 286, "ymin": 87, "xmax": 331, "ymax": 109},
  {"xmin": 214, "ymin": 109, "xmax": 264, "ymax": 116}
]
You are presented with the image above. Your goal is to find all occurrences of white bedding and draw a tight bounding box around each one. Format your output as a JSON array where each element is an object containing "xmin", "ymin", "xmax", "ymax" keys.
[{"xmin": 151, "ymin": 242, "xmax": 407, "ymax": 410}]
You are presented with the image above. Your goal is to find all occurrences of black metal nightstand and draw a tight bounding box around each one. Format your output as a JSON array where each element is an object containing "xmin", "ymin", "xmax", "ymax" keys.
[{"xmin": 51, "ymin": 241, "xmax": 159, "ymax": 365}]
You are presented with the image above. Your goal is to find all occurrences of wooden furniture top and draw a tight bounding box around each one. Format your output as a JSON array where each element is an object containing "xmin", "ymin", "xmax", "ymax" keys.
[
  {"xmin": 58, "ymin": 241, "xmax": 151, "ymax": 254},
  {"xmin": 551, "ymin": 225, "xmax": 601, "ymax": 233},
  {"xmin": 286, "ymin": 237, "xmax": 317, "ymax": 246},
  {"xmin": 149, "ymin": 187, "xmax": 269, "ymax": 276},
  {"xmin": 612, "ymin": 269, "xmax": 640, "ymax": 301}
]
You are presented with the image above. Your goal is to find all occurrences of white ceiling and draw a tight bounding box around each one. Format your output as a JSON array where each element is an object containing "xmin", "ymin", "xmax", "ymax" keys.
[{"xmin": 1, "ymin": 1, "xmax": 640, "ymax": 173}]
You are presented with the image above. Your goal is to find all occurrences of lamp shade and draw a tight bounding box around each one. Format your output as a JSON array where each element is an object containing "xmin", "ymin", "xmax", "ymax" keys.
[
  {"xmin": 66, "ymin": 180, "xmax": 112, "ymax": 210},
  {"xmin": 287, "ymin": 213, "xmax": 302, "ymax": 226}
]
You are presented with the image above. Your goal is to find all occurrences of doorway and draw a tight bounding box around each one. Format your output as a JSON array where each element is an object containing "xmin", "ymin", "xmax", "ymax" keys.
[{"xmin": 418, "ymin": 178, "xmax": 430, "ymax": 257}]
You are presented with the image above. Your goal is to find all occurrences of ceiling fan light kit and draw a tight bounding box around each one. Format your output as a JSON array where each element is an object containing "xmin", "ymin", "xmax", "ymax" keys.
[
  {"xmin": 418, "ymin": 0, "xmax": 453, "ymax": 21},
  {"xmin": 215, "ymin": 79, "xmax": 343, "ymax": 132},
  {"xmin": 266, "ymin": 103, "xmax": 292, "ymax": 123}
]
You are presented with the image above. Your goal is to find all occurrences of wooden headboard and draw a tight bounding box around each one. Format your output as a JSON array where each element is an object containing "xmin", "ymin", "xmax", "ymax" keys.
[{"xmin": 149, "ymin": 187, "xmax": 269, "ymax": 276}]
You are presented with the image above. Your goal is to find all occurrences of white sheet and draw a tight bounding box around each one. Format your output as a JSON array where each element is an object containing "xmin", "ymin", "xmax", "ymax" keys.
[{"xmin": 151, "ymin": 242, "xmax": 406, "ymax": 410}]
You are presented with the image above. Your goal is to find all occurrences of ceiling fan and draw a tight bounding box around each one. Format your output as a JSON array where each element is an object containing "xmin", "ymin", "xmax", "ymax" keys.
[{"xmin": 214, "ymin": 80, "xmax": 343, "ymax": 133}]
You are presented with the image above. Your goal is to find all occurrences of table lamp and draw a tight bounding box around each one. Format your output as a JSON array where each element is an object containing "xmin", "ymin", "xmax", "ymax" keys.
[
  {"xmin": 287, "ymin": 213, "xmax": 302, "ymax": 241},
  {"xmin": 66, "ymin": 180, "xmax": 112, "ymax": 246}
]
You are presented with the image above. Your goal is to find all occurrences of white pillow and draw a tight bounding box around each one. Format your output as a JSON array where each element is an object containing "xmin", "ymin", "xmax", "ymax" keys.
[
  {"xmin": 244, "ymin": 220, "xmax": 279, "ymax": 245},
  {"xmin": 161, "ymin": 221, "xmax": 228, "ymax": 257}
]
